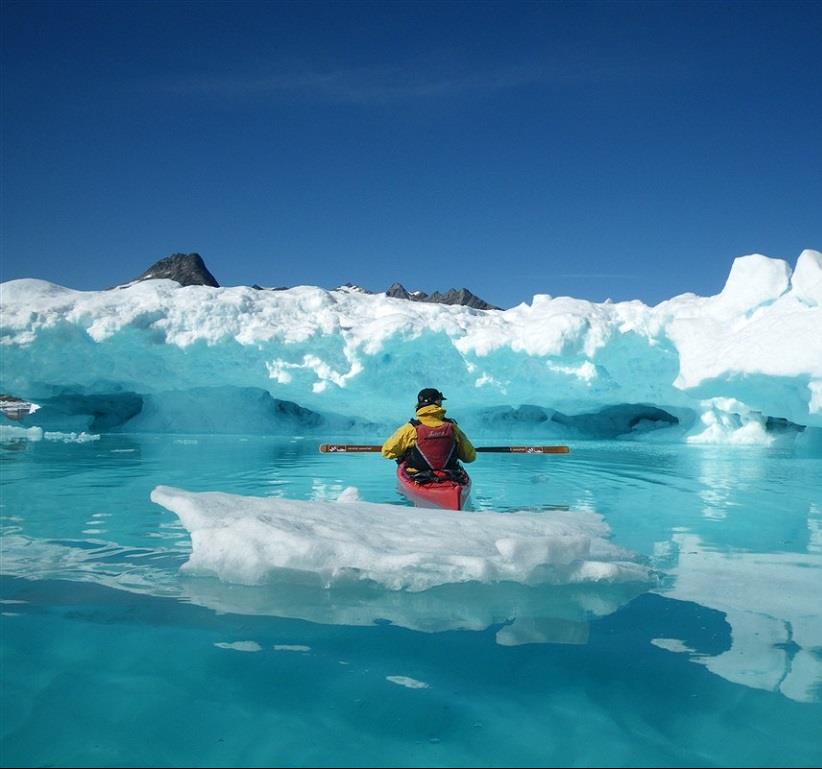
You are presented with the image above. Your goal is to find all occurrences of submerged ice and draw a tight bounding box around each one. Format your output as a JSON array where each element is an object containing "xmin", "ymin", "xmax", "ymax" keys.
[
  {"xmin": 1, "ymin": 250, "xmax": 820, "ymax": 444},
  {"xmin": 150, "ymin": 485, "xmax": 651, "ymax": 592}
]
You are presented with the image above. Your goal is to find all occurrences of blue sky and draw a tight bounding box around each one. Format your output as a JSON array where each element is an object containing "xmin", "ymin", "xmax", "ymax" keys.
[{"xmin": 2, "ymin": 0, "xmax": 820, "ymax": 308}]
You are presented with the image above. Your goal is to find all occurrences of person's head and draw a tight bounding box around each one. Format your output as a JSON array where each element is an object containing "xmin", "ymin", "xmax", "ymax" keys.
[{"xmin": 417, "ymin": 388, "xmax": 446, "ymax": 409}]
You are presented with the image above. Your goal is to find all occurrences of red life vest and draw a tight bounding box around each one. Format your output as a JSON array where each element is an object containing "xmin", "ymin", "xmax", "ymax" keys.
[{"xmin": 407, "ymin": 419, "xmax": 457, "ymax": 471}]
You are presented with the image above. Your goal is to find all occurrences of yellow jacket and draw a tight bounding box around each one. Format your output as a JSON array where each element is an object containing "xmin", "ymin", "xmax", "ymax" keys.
[{"xmin": 381, "ymin": 404, "xmax": 476, "ymax": 463}]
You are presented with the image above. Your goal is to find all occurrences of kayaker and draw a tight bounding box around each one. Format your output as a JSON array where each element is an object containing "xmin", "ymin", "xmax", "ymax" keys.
[{"xmin": 381, "ymin": 388, "xmax": 476, "ymax": 481}]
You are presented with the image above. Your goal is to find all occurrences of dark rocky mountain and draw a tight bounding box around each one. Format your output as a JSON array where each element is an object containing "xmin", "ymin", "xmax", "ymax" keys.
[
  {"xmin": 385, "ymin": 283, "xmax": 500, "ymax": 310},
  {"xmin": 385, "ymin": 282, "xmax": 411, "ymax": 300},
  {"xmin": 127, "ymin": 253, "xmax": 219, "ymax": 287},
  {"xmin": 121, "ymin": 253, "xmax": 499, "ymax": 308}
]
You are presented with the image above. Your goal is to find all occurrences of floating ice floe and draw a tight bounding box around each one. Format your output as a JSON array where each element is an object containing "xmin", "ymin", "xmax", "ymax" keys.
[{"xmin": 149, "ymin": 485, "xmax": 651, "ymax": 592}]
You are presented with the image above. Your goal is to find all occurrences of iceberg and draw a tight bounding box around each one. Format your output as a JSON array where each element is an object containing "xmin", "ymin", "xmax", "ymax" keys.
[{"xmin": 1, "ymin": 250, "xmax": 820, "ymax": 444}]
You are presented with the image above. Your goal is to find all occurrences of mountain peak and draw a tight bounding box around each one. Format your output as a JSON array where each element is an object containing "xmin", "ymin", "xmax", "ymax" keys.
[
  {"xmin": 129, "ymin": 253, "xmax": 220, "ymax": 288},
  {"xmin": 385, "ymin": 283, "xmax": 499, "ymax": 310}
]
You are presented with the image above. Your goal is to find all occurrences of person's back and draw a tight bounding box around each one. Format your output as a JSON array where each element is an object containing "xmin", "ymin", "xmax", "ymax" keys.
[{"xmin": 382, "ymin": 388, "xmax": 476, "ymax": 476}]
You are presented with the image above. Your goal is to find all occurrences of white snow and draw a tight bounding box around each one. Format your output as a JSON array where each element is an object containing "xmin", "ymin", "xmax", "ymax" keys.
[{"xmin": 0, "ymin": 425, "xmax": 100, "ymax": 443}]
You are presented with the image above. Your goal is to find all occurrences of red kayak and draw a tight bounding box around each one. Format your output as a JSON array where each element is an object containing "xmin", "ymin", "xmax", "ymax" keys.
[{"xmin": 396, "ymin": 463, "xmax": 472, "ymax": 511}]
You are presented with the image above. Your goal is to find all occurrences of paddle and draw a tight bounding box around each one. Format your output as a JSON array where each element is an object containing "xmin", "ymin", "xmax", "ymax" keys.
[{"xmin": 319, "ymin": 444, "xmax": 570, "ymax": 454}]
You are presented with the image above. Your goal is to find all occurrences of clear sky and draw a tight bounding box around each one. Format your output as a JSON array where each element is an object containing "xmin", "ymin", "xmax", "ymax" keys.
[{"xmin": 2, "ymin": 0, "xmax": 820, "ymax": 308}]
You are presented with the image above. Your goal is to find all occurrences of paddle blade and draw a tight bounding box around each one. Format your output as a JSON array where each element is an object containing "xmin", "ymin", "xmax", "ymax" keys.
[{"xmin": 319, "ymin": 444, "xmax": 382, "ymax": 453}]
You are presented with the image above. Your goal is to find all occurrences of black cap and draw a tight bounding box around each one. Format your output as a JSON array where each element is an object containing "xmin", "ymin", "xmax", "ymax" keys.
[{"xmin": 417, "ymin": 388, "xmax": 446, "ymax": 407}]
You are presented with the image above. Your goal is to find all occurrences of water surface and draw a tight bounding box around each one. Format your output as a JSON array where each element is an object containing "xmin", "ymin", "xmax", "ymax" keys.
[{"xmin": 2, "ymin": 434, "xmax": 820, "ymax": 766}]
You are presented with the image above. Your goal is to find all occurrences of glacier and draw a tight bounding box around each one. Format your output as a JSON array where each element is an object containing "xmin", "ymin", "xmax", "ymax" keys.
[{"xmin": 1, "ymin": 249, "xmax": 820, "ymax": 446}]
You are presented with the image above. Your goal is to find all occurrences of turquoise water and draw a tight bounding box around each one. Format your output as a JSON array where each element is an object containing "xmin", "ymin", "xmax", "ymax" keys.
[{"xmin": 2, "ymin": 434, "xmax": 821, "ymax": 767}]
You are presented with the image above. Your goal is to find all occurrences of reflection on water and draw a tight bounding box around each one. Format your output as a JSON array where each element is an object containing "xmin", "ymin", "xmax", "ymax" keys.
[
  {"xmin": 663, "ymin": 529, "xmax": 822, "ymax": 703},
  {"xmin": 178, "ymin": 575, "xmax": 648, "ymax": 646},
  {"xmin": 638, "ymin": 447, "xmax": 822, "ymax": 703}
]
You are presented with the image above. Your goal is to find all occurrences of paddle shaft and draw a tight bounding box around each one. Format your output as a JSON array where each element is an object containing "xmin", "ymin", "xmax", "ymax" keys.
[
  {"xmin": 319, "ymin": 444, "xmax": 569, "ymax": 454},
  {"xmin": 476, "ymin": 446, "xmax": 569, "ymax": 454}
]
